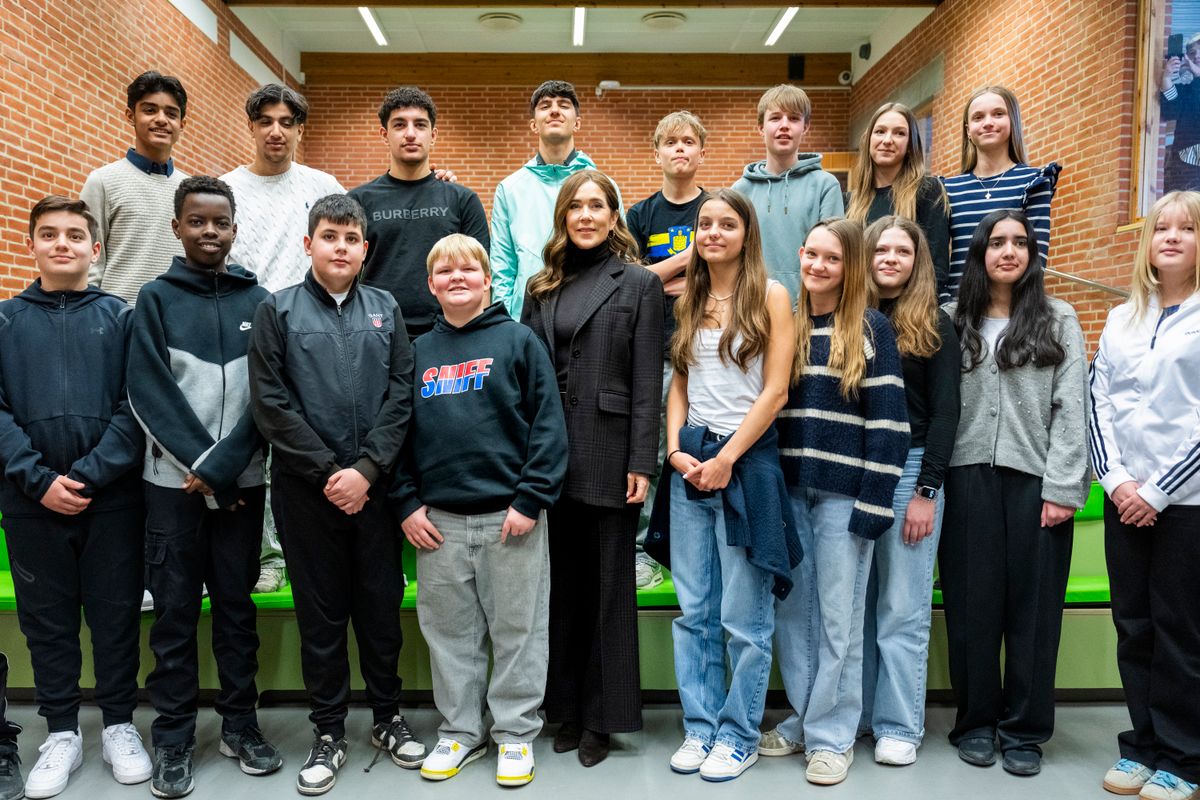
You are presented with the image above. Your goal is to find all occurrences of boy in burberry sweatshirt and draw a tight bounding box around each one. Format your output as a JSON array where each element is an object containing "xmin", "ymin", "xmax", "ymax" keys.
[
  {"xmin": 126, "ymin": 176, "xmax": 281, "ymax": 799},
  {"xmin": 248, "ymin": 194, "xmax": 419, "ymax": 796},
  {"xmin": 392, "ymin": 234, "xmax": 566, "ymax": 787}
]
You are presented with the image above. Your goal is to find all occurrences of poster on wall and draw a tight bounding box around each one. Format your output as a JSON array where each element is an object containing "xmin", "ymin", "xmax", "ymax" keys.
[{"xmin": 1141, "ymin": 0, "xmax": 1200, "ymax": 213}]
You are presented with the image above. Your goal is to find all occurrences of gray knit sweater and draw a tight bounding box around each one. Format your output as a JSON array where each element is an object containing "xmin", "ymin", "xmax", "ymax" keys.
[{"xmin": 944, "ymin": 297, "xmax": 1091, "ymax": 508}]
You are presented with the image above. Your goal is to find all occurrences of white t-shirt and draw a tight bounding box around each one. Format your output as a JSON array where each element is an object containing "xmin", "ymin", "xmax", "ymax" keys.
[
  {"xmin": 981, "ymin": 316, "xmax": 1008, "ymax": 354},
  {"xmin": 221, "ymin": 163, "xmax": 346, "ymax": 292}
]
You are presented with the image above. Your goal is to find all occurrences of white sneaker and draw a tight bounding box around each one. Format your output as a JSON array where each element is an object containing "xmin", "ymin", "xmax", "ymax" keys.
[
  {"xmin": 496, "ymin": 743, "xmax": 534, "ymax": 787},
  {"xmin": 699, "ymin": 743, "xmax": 758, "ymax": 782},
  {"xmin": 1139, "ymin": 770, "xmax": 1200, "ymax": 800},
  {"xmin": 254, "ymin": 566, "xmax": 287, "ymax": 594},
  {"xmin": 419, "ymin": 738, "xmax": 486, "ymax": 781},
  {"xmin": 102, "ymin": 723, "xmax": 153, "ymax": 784},
  {"xmin": 1103, "ymin": 758, "xmax": 1153, "ymax": 794},
  {"xmin": 141, "ymin": 590, "xmax": 154, "ymax": 612},
  {"xmin": 758, "ymin": 727, "xmax": 803, "ymax": 756},
  {"xmin": 669, "ymin": 737, "xmax": 711, "ymax": 774},
  {"xmin": 874, "ymin": 736, "xmax": 917, "ymax": 766},
  {"xmin": 26, "ymin": 730, "xmax": 82, "ymax": 798},
  {"xmin": 635, "ymin": 555, "xmax": 663, "ymax": 590},
  {"xmin": 806, "ymin": 749, "xmax": 853, "ymax": 785}
]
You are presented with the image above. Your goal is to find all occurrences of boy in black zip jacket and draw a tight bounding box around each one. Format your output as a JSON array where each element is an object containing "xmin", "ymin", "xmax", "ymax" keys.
[
  {"xmin": 0, "ymin": 196, "xmax": 148, "ymax": 798},
  {"xmin": 392, "ymin": 234, "xmax": 566, "ymax": 787},
  {"xmin": 248, "ymin": 194, "xmax": 416, "ymax": 796},
  {"xmin": 126, "ymin": 177, "xmax": 282, "ymax": 799}
]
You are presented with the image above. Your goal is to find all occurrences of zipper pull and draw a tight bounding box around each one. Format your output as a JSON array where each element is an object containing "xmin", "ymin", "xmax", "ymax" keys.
[{"xmin": 59, "ymin": 293, "xmax": 66, "ymax": 309}]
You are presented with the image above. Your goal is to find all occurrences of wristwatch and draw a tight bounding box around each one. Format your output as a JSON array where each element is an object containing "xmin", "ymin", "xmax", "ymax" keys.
[{"xmin": 914, "ymin": 485, "xmax": 938, "ymax": 500}]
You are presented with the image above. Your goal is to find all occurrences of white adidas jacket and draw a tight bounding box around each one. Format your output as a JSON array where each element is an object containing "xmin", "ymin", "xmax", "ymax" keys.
[{"xmin": 1089, "ymin": 292, "xmax": 1200, "ymax": 510}]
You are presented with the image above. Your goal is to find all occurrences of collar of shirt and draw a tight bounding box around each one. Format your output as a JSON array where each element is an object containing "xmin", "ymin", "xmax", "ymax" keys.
[
  {"xmin": 535, "ymin": 148, "xmax": 577, "ymax": 167},
  {"xmin": 126, "ymin": 148, "xmax": 174, "ymax": 176}
]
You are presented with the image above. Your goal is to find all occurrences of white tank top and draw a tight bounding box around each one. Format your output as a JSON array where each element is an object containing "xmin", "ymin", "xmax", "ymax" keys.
[{"xmin": 684, "ymin": 280, "xmax": 775, "ymax": 437}]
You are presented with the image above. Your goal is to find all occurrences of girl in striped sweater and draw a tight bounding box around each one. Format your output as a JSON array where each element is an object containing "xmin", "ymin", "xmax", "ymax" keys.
[{"xmin": 763, "ymin": 218, "xmax": 909, "ymax": 786}]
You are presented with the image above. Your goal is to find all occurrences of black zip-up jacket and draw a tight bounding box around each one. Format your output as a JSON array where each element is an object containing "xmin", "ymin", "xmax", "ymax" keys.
[
  {"xmin": 248, "ymin": 271, "xmax": 413, "ymax": 486},
  {"xmin": 127, "ymin": 257, "xmax": 269, "ymax": 509},
  {"xmin": 0, "ymin": 280, "xmax": 143, "ymax": 517}
]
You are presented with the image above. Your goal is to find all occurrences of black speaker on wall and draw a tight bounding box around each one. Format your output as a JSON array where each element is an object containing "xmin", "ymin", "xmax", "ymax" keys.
[
  {"xmin": 859, "ymin": 43, "xmax": 872, "ymax": 60},
  {"xmin": 787, "ymin": 55, "xmax": 805, "ymax": 81}
]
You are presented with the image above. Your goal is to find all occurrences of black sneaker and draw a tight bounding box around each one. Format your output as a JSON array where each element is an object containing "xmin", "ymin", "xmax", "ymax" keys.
[
  {"xmin": 297, "ymin": 732, "xmax": 348, "ymax": 796},
  {"xmin": 151, "ymin": 742, "xmax": 195, "ymax": 798},
  {"xmin": 219, "ymin": 725, "xmax": 284, "ymax": 775},
  {"xmin": 371, "ymin": 715, "xmax": 426, "ymax": 769},
  {"xmin": 0, "ymin": 741, "xmax": 23, "ymax": 800}
]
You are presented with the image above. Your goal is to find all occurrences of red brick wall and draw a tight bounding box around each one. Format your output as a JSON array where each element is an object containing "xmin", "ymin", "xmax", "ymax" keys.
[
  {"xmin": 849, "ymin": 0, "xmax": 1143, "ymax": 349},
  {"xmin": 302, "ymin": 85, "xmax": 851, "ymax": 214},
  {"xmin": 0, "ymin": 0, "xmax": 294, "ymax": 294}
]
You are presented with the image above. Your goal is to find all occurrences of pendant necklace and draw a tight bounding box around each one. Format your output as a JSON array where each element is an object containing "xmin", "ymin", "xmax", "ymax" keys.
[{"xmin": 975, "ymin": 164, "xmax": 1015, "ymax": 200}]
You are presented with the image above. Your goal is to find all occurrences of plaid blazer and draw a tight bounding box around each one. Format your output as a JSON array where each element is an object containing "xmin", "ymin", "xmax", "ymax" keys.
[{"xmin": 521, "ymin": 251, "xmax": 664, "ymax": 508}]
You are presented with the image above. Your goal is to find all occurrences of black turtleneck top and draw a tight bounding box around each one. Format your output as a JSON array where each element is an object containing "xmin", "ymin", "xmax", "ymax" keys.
[{"xmin": 553, "ymin": 241, "xmax": 611, "ymax": 388}]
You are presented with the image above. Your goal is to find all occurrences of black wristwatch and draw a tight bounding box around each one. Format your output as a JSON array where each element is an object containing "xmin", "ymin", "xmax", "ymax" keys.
[{"xmin": 914, "ymin": 485, "xmax": 938, "ymax": 500}]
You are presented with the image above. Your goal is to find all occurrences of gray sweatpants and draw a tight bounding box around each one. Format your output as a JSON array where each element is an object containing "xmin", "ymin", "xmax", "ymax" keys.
[{"xmin": 418, "ymin": 507, "xmax": 550, "ymax": 746}]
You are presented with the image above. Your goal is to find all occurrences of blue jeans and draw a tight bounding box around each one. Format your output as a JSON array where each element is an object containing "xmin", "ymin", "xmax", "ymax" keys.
[
  {"xmin": 773, "ymin": 488, "xmax": 874, "ymax": 754},
  {"xmin": 669, "ymin": 472, "xmax": 775, "ymax": 752},
  {"xmin": 860, "ymin": 447, "xmax": 944, "ymax": 745}
]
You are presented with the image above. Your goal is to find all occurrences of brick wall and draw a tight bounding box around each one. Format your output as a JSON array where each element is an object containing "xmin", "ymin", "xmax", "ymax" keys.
[
  {"xmin": 0, "ymin": 0, "xmax": 294, "ymax": 294},
  {"xmin": 302, "ymin": 84, "xmax": 851, "ymax": 214},
  {"xmin": 849, "ymin": 0, "xmax": 1143, "ymax": 348}
]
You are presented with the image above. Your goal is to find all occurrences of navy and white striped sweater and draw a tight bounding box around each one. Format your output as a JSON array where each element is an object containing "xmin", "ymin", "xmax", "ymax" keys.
[{"xmin": 776, "ymin": 309, "xmax": 910, "ymax": 538}]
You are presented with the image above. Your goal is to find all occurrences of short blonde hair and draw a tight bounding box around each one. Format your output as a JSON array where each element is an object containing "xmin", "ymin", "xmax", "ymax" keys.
[
  {"xmin": 426, "ymin": 233, "xmax": 490, "ymax": 277},
  {"xmin": 1130, "ymin": 190, "xmax": 1200, "ymax": 320},
  {"xmin": 653, "ymin": 110, "xmax": 707, "ymax": 148},
  {"xmin": 757, "ymin": 84, "xmax": 811, "ymax": 125}
]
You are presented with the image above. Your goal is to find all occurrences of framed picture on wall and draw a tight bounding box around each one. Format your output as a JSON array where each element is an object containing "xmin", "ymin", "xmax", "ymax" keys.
[{"xmin": 1136, "ymin": 0, "xmax": 1200, "ymax": 216}]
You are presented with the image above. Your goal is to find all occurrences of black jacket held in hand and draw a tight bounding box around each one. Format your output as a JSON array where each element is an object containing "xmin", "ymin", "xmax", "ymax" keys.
[
  {"xmin": 521, "ymin": 248, "xmax": 665, "ymax": 508},
  {"xmin": 0, "ymin": 281, "xmax": 143, "ymax": 517},
  {"xmin": 248, "ymin": 271, "xmax": 413, "ymax": 486},
  {"xmin": 391, "ymin": 301, "xmax": 567, "ymax": 522}
]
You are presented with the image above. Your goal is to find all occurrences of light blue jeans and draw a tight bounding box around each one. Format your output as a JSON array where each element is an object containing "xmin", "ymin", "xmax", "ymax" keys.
[
  {"xmin": 773, "ymin": 487, "xmax": 874, "ymax": 754},
  {"xmin": 860, "ymin": 447, "xmax": 944, "ymax": 745},
  {"xmin": 669, "ymin": 472, "xmax": 776, "ymax": 752}
]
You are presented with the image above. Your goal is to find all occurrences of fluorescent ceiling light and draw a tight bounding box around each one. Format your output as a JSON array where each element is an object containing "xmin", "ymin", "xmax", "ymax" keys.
[
  {"xmin": 764, "ymin": 6, "xmax": 798, "ymax": 47},
  {"xmin": 573, "ymin": 7, "xmax": 586, "ymax": 47},
  {"xmin": 358, "ymin": 6, "xmax": 387, "ymax": 46}
]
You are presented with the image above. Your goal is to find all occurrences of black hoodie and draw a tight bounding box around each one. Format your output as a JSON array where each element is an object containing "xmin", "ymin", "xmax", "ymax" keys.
[
  {"xmin": 391, "ymin": 301, "xmax": 567, "ymax": 521},
  {"xmin": 0, "ymin": 280, "xmax": 143, "ymax": 517}
]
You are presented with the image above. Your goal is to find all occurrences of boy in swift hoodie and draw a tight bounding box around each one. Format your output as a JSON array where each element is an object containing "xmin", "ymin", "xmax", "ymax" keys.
[
  {"xmin": 393, "ymin": 234, "xmax": 566, "ymax": 787},
  {"xmin": 733, "ymin": 84, "xmax": 844, "ymax": 299},
  {"xmin": 127, "ymin": 176, "xmax": 281, "ymax": 799}
]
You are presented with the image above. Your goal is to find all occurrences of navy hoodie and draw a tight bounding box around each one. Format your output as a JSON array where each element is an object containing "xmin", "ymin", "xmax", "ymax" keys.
[
  {"xmin": 391, "ymin": 301, "xmax": 567, "ymax": 521},
  {"xmin": 127, "ymin": 256, "xmax": 269, "ymax": 508},
  {"xmin": 0, "ymin": 280, "xmax": 143, "ymax": 517}
]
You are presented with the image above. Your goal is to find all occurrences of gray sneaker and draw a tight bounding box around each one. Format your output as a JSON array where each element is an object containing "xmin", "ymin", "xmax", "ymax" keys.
[{"xmin": 635, "ymin": 554, "xmax": 663, "ymax": 590}]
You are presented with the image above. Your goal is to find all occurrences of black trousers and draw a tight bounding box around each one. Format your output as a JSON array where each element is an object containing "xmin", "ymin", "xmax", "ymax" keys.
[
  {"xmin": 1106, "ymin": 499, "xmax": 1200, "ymax": 783},
  {"xmin": 4, "ymin": 507, "xmax": 143, "ymax": 732},
  {"xmin": 0, "ymin": 653, "xmax": 21, "ymax": 744},
  {"xmin": 546, "ymin": 499, "xmax": 642, "ymax": 734},
  {"xmin": 273, "ymin": 470, "xmax": 402, "ymax": 739},
  {"xmin": 144, "ymin": 483, "xmax": 264, "ymax": 747},
  {"xmin": 939, "ymin": 464, "xmax": 1073, "ymax": 754}
]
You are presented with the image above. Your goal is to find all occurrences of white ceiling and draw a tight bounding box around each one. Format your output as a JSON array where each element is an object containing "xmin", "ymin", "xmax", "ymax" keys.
[{"xmin": 231, "ymin": 5, "xmax": 933, "ymax": 81}]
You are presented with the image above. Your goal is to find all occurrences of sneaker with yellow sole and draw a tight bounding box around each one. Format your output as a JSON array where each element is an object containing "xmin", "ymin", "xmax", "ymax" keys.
[
  {"xmin": 496, "ymin": 743, "xmax": 534, "ymax": 787},
  {"xmin": 419, "ymin": 739, "xmax": 485, "ymax": 782}
]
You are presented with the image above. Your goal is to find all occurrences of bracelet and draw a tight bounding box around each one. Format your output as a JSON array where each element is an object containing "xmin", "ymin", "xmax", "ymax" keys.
[{"xmin": 667, "ymin": 449, "xmax": 682, "ymax": 462}]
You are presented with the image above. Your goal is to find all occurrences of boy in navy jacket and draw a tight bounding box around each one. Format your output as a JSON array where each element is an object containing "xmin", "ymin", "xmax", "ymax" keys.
[
  {"xmin": 393, "ymin": 234, "xmax": 566, "ymax": 787},
  {"xmin": 248, "ymin": 194, "xmax": 417, "ymax": 795},
  {"xmin": 126, "ymin": 177, "xmax": 281, "ymax": 798},
  {"xmin": 0, "ymin": 196, "xmax": 148, "ymax": 798}
]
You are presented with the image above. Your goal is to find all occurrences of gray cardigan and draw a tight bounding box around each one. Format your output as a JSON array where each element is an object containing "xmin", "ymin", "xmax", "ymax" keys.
[{"xmin": 944, "ymin": 298, "xmax": 1091, "ymax": 508}]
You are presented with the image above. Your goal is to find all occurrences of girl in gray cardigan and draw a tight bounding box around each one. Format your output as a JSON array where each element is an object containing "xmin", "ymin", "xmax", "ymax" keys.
[{"xmin": 940, "ymin": 209, "xmax": 1090, "ymax": 778}]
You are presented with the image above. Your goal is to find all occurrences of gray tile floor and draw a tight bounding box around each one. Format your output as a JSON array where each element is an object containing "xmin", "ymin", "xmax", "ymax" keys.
[{"xmin": 7, "ymin": 701, "xmax": 1127, "ymax": 799}]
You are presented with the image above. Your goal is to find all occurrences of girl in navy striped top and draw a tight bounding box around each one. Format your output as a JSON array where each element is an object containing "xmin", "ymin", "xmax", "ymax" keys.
[
  {"xmin": 942, "ymin": 86, "xmax": 1060, "ymax": 300},
  {"xmin": 764, "ymin": 218, "xmax": 909, "ymax": 786}
]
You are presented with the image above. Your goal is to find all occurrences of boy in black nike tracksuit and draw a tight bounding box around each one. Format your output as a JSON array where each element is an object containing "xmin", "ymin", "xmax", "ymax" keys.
[
  {"xmin": 126, "ymin": 177, "xmax": 282, "ymax": 798},
  {"xmin": 248, "ymin": 194, "xmax": 416, "ymax": 796},
  {"xmin": 0, "ymin": 196, "xmax": 146, "ymax": 798}
]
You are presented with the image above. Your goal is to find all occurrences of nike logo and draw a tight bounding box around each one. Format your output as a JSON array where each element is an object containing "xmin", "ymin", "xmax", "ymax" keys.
[{"xmin": 239, "ymin": 321, "xmax": 252, "ymax": 331}]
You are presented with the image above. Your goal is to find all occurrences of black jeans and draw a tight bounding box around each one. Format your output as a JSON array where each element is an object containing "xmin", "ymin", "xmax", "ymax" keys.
[
  {"xmin": 1106, "ymin": 499, "xmax": 1200, "ymax": 783},
  {"xmin": 273, "ymin": 470, "xmax": 402, "ymax": 740},
  {"xmin": 940, "ymin": 464, "xmax": 1073, "ymax": 754},
  {"xmin": 144, "ymin": 483, "xmax": 264, "ymax": 747},
  {"xmin": 4, "ymin": 507, "xmax": 143, "ymax": 732},
  {"xmin": 0, "ymin": 653, "xmax": 20, "ymax": 744}
]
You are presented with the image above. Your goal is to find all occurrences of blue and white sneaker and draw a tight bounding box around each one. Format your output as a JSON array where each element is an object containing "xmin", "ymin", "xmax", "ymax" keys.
[
  {"xmin": 669, "ymin": 738, "xmax": 711, "ymax": 774},
  {"xmin": 1139, "ymin": 770, "xmax": 1199, "ymax": 800},
  {"xmin": 1103, "ymin": 758, "xmax": 1152, "ymax": 795},
  {"xmin": 699, "ymin": 743, "xmax": 757, "ymax": 782}
]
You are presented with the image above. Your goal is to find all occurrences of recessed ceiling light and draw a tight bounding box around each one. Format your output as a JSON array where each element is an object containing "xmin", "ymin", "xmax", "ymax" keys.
[
  {"xmin": 573, "ymin": 7, "xmax": 586, "ymax": 47},
  {"xmin": 764, "ymin": 6, "xmax": 798, "ymax": 47},
  {"xmin": 357, "ymin": 6, "xmax": 387, "ymax": 47},
  {"xmin": 478, "ymin": 12, "xmax": 523, "ymax": 32},
  {"xmin": 641, "ymin": 11, "xmax": 686, "ymax": 30}
]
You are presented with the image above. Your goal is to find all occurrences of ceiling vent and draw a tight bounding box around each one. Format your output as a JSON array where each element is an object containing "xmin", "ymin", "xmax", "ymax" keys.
[
  {"xmin": 640, "ymin": 11, "xmax": 687, "ymax": 30},
  {"xmin": 477, "ymin": 12, "xmax": 523, "ymax": 32}
]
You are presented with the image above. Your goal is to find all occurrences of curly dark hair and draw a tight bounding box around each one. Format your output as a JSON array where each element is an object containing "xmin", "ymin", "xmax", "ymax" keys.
[{"xmin": 173, "ymin": 176, "xmax": 236, "ymax": 220}]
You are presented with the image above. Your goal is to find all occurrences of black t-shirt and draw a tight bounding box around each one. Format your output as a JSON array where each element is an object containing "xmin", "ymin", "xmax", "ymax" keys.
[
  {"xmin": 625, "ymin": 190, "xmax": 704, "ymax": 357},
  {"xmin": 348, "ymin": 172, "xmax": 490, "ymax": 339}
]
